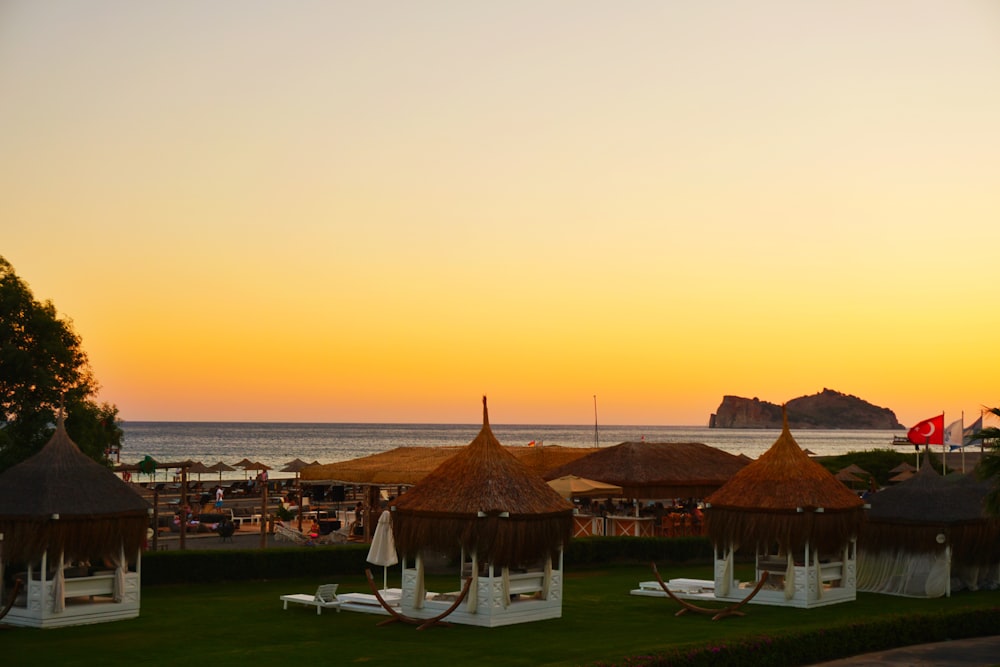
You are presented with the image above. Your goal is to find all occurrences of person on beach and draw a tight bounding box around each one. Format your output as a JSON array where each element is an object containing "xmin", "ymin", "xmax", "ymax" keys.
[
  {"xmin": 215, "ymin": 485, "xmax": 224, "ymax": 511},
  {"xmin": 351, "ymin": 501, "xmax": 363, "ymax": 535}
]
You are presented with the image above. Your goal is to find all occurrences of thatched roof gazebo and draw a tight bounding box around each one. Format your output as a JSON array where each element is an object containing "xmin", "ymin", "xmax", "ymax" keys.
[
  {"xmin": 391, "ymin": 398, "xmax": 573, "ymax": 569},
  {"xmin": 703, "ymin": 410, "xmax": 865, "ymax": 608},
  {"xmin": 858, "ymin": 459, "xmax": 1000, "ymax": 597},
  {"xmin": 358, "ymin": 397, "xmax": 573, "ymax": 628},
  {"xmin": 544, "ymin": 441, "xmax": 749, "ymax": 500},
  {"xmin": 0, "ymin": 419, "xmax": 151, "ymax": 627}
]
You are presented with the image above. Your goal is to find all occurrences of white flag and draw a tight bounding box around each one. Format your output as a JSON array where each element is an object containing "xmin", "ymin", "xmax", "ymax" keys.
[{"xmin": 944, "ymin": 418, "xmax": 964, "ymax": 450}]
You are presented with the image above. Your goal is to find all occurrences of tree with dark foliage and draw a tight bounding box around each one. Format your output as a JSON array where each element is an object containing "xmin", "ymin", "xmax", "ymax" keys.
[{"xmin": 0, "ymin": 256, "xmax": 122, "ymax": 472}]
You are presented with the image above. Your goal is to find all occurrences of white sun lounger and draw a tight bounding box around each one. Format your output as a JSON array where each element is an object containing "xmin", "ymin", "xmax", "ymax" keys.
[{"xmin": 280, "ymin": 584, "xmax": 341, "ymax": 615}]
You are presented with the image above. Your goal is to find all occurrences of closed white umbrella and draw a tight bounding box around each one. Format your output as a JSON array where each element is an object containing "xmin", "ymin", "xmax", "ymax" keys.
[{"xmin": 366, "ymin": 510, "xmax": 398, "ymax": 593}]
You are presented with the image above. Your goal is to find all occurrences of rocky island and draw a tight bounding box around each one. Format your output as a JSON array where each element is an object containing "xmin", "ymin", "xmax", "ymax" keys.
[{"xmin": 709, "ymin": 389, "xmax": 902, "ymax": 429}]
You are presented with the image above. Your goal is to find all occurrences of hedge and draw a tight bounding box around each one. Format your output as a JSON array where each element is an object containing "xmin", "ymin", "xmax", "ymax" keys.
[
  {"xmin": 595, "ymin": 607, "xmax": 1000, "ymax": 666},
  {"xmin": 140, "ymin": 536, "xmax": 714, "ymax": 585}
]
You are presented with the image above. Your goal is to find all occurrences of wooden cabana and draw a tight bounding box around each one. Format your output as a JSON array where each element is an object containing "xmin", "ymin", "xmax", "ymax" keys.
[
  {"xmin": 376, "ymin": 397, "xmax": 573, "ymax": 628},
  {"xmin": 858, "ymin": 459, "xmax": 1000, "ymax": 597},
  {"xmin": 704, "ymin": 410, "xmax": 865, "ymax": 608},
  {"xmin": 0, "ymin": 419, "xmax": 151, "ymax": 628}
]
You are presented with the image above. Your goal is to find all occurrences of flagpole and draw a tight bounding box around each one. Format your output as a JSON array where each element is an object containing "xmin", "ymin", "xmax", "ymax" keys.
[
  {"xmin": 593, "ymin": 395, "xmax": 599, "ymax": 447},
  {"xmin": 941, "ymin": 411, "xmax": 947, "ymax": 475},
  {"xmin": 961, "ymin": 411, "xmax": 965, "ymax": 474}
]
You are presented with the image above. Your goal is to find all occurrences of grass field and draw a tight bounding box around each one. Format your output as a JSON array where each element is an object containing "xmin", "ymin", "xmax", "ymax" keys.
[{"xmin": 4, "ymin": 563, "xmax": 1000, "ymax": 667}]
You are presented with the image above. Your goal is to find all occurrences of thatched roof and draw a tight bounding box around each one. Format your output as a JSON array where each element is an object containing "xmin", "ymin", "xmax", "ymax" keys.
[
  {"xmin": 889, "ymin": 469, "xmax": 916, "ymax": 483},
  {"xmin": 861, "ymin": 459, "xmax": 1000, "ymax": 564},
  {"xmin": 543, "ymin": 441, "xmax": 749, "ymax": 499},
  {"xmin": 704, "ymin": 411, "xmax": 865, "ymax": 553},
  {"xmin": 0, "ymin": 421, "xmax": 151, "ymax": 563},
  {"xmin": 302, "ymin": 444, "xmax": 599, "ymax": 487},
  {"xmin": 303, "ymin": 446, "xmax": 464, "ymax": 486},
  {"xmin": 390, "ymin": 397, "xmax": 573, "ymax": 567},
  {"xmin": 510, "ymin": 445, "xmax": 600, "ymax": 477}
]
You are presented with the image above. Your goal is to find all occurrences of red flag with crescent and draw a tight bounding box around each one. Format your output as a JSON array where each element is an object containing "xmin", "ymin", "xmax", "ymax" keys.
[{"xmin": 907, "ymin": 414, "xmax": 944, "ymax": 446}]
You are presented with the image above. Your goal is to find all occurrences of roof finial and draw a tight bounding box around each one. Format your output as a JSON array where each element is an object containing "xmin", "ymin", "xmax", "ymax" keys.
[
  {"xmin": 57, "ymin": 394, "xmax": 66, "ymax": 429},
  {"xmin": 482, "ymin": 395, "xmax": 489, "ymax": 426}
]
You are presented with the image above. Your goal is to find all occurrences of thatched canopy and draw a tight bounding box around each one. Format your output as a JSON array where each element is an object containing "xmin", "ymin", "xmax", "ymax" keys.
[
  {"xmin": 543, "ymin": 441, "xmax": 749, "ymax": 499},
  {"xmin": 704, "ymin": 412, "xmax": 865, "ymax": 554},
  {"xmin": 0, "ymin": 421, "xmax": 151, "ymax": 563},
  {"xmin": 889, "ymin": 469, "xmax": 916, "ymax": 483},
  {"xmin": 390, "ymin": 397, "xmax": 573, "ymax": 567},
  {"xmin": 862, "ymin": 460, "xmax": 1000, "ymax": 565},
  {"xmin": 510, "ymin": 445, "xmax": 600, "ymax": 477},
  {"xmin": 303, "ymin": 446, "xmax": 463, "ymax": 485},
  {"xmin": 302, "ymin": 444, "xmax": 598, "ymax": 487}
]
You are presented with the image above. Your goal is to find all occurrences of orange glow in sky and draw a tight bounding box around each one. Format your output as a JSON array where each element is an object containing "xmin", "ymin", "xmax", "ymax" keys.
[{"xmin": 2, "ymin": 2, "xmax": 998, "ymax": 426}]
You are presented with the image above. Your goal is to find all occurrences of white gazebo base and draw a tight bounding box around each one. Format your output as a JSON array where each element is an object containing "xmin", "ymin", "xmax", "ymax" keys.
[
  {"xmin": 714, "ymin": 540, "xmax": 857, "ymax": 609},
  {"xmin": 4, "ymin": 571, "xmax": 141, "ymax": 628},
  {"xmin": 362, "ymin": 551, "xmax": 565, "ymax": 628},
  {"xmin": 3, "ymin": 549, "xmax": 142, "ymax": 629}
]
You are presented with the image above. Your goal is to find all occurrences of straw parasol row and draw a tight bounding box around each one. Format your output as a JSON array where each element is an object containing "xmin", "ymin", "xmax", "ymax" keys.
[
  {"xmin": 0, "ymin": 420, "xmax": 151, "ymax": 563},
  {"xmin": 390, "ymin": 397, "xmax": 573, "ymax": 568},
  {"xmin": 544, "ymin": 441, "xmax": 749, "ymax": 499},
  {"xmin": 863, "ymin": 459, "xmax": 1000, "ymax": 565},
  {"xmin": 705, "ymin": 411, "xmax": 865, "ymax": 554}
]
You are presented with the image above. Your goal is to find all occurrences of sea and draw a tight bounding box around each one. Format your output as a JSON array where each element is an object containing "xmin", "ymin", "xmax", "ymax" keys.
[{"xmin": 119, "ymin": 422, "xmax": 904, "ymax": 482}]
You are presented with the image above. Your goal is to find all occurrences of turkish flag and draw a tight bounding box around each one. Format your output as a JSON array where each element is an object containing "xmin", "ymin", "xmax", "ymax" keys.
[{"xmin": 907, "ymin": 414, "xmax": 944, "ymax": 446}]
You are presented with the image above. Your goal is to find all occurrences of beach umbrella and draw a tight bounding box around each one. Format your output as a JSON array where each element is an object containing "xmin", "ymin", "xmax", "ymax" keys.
[
  {"xmin": 889, "ymin": 469, "xmax": 916, "ymax": 483},
  {"xmin": 547, "ymin": 475, "xmax": 623, "ymax": 500},
  {"xmin": 281, "ymin": 459, "xmax": 310, "ymax": 477},
  {"xmin": 366, "ymin": 510, "xmax": 398, "ymax": 593},
  {"xmin": 243, "ymin": 462, "xmax": 272, "ymax": 488},
  {"xmin": 207, "ymin": 461, "xmax": 236, "ymax": 481},
  {"xmin": 835, "ymin": 468, "xmax": 864, "ymax": 487},
  {"xmin": 233, "ymin": 458, "xmax": 255, "ymax": 479},
  {"xmin": 840, "ymin": 463, "xmax": 871, "ymax": 478},
  {"xmin": 186, "ymin": 461, "xmax": 212, "ymax": 481}
]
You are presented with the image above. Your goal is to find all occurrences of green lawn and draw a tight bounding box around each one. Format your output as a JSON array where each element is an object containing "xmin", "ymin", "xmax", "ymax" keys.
[{"xmin": 5, "ymin": 563, "xmax": 1000, "ymax": 667}]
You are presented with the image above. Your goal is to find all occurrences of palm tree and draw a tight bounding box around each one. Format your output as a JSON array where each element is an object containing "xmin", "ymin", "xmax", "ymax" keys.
[{"xmin": 972, "ymin": 407, "xmax": 1000, "ymax": 515}]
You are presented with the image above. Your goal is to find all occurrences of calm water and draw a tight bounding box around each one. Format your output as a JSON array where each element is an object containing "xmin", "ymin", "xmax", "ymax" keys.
[{"xmin": 120, "ymin": 422, "xmax": 903, "ymax": 481}]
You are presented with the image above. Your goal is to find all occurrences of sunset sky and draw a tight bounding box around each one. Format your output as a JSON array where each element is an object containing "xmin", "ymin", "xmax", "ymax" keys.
[{"xmin": 2, "ymin": 2, "xmax": 998, "ymax": 426}]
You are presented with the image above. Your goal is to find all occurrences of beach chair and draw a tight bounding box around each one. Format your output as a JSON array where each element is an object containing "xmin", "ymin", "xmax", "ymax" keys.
[
  {"xmin": 274, "ymin": 523, "xmax": 312, "ymax": 545},
  {"xmin": 280, "ymin": 584, "xmax": 341, "ymax": 615}
]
